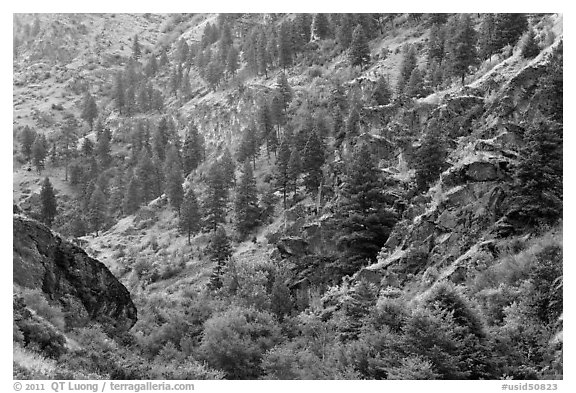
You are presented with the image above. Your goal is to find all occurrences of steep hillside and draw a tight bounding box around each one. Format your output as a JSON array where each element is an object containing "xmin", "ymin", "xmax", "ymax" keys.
[{"xmin": 13, "ymin": 13, "xmax": 562, "ymax": 380}]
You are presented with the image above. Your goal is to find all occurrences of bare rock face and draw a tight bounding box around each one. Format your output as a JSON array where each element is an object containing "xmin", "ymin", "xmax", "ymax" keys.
[{"xmin": 13, "ymin": 215, "xmax": 137, "ymax": 331}]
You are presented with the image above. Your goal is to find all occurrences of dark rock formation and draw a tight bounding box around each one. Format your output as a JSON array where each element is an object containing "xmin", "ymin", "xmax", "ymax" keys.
[{"xmin": 13, "ymin": 215, "xmax": 137, "ymax": 330}]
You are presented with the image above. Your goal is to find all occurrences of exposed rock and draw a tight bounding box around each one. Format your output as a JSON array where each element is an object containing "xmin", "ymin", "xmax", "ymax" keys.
[
  {"xmin": 13, "ymin": 215, "xmax": 137, "ymax": 331},
  {"xmin": 276, "ymin": 236, "xmax": 309, "ymax": 258}
]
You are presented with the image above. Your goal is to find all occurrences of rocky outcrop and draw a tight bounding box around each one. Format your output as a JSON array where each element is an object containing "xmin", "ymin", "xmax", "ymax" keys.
[{"xmin": 13, "ymin": 215, "xmax": 137, "ymax": 330}]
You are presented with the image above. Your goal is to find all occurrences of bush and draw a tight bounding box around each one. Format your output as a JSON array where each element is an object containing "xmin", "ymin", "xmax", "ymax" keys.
[{"xmin": 21, "ymin": 289, "xmax": 66, "ymax": 331}]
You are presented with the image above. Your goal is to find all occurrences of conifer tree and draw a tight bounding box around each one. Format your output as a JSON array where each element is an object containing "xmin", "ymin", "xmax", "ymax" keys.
[
  {"xmin": 88, "ymin": 185, "xmax": 107, "ymax": 236},
  {"xmin": 345, "ymin": 106, "xmax": 361, "ymax": 138},
  {"xmin": 132, "ymin": 34, "xmax": 141, "ymax": 59},
  {"xmin": 478, "ymin": 14, "xmax": 497, "ymax": 61},
  {"xmin": 183, "ymin": 121, "xmax": 204, "ymax": 174},
  {"xmin": 208, "ymin": 225, "xmax": 232, "ymax": 289},
  {"xmin": 349, "ymin": 24, "xmax": 370, "ymax": 68},
  {"xmin": 312, "ymin": 13, "xmax": 330, "ymax": 40},
  {"xmin": 372, "ymin": 76, "xmax": 393, "ymax": 105},
  {"xmin": 81, "ymin": 92, "xmax": 98, "ymax": 130},
  {"xmin": 204, "ymin": 161, "xmax": 229, "ymax": 231},
  {"xmin": 276, "ymin": 72, "xmax": 292, "ymax": 114},
  {"xmin": 302, "ymin": 131, "xmax": 325, "ymax": 193},
  {"xmin": 335, "ymin": 143, "xmax": 398, "ymax": 276},
  {"xmin": 257, "ymin": 31, "xmax": 270, "ymax": 78},
  {"xmin": 180, "ymin": 189, "xmax": 201, "ymax": 244},
  {"xmin": 236, "ymin": 123, "xmax": 259, "ymax": 170},
  {"xmin": 406, "ymin": 67, "xmax": 425, "ymax": 98},
  {"xmin": 428, "ymin": 23, "xmax": 446, "ymax": 64},
  {"xmin": 136, "ymin": 150, "xmax": 161, "ymax": 203},
  {"xmin": 39, "ymin": 177, "xmax": 57, "ymax": 228},
  {"xmin": 494, "ymin": 13, "xmax": 528, "ymax": 51},
  {"xmin": 397, "ymin": 45, "xmax": 418, "ymax": 95},
  {"xmin": 336, "ymin": 14, "xmax": 354, "ymax": 50},
  {"xmin": 415, "ymin": 126, "xmax": 447, "ymax": 192},
  {"xmin": 220, "ymin": 147, "xmax": 236, "ymax": 188},
  {"xmin": 95, "ymin": 126, "xmax": 112, "ymax": 168},
  {"xmin": 521, "ymin": 28, "xmax": 540, "ymax": 59},
  {"xmin": 20, "ymin": 126, "xmax": 37, "ymax": 161},
  {"xmin": 159, "ymin": 48, "xmax": 169, "ymax": 67},
  {"xmin": 32, "ymin": 134, "xmax": 48, "ymax": 174},
  {"xmin": 114, "ymin": 72, "xmax": 125, "ymax": 114},
  {"xmin": 270, "ymin": 270, "xmax": 293, "ymax": 321},
  {"xmin": 165, "ymin": 147, "xmax": 185, "ymax": 215},
  {"xmin": 226, "ymin": 46, "xmax": 239, "ymax": 76},
  {"xmin": 447, "ymin": 14, "xmax": 478, "ymax": 85},
  {"xmin": 511, "ymin": 119, "xmax": 562, "ymax": 227},
  {"xmin": 123, "ymin": 175, "xmax": 141, "ymax": 215},
  {"xmin": 235, "ymin": 162, "xmax": 260, "ymax": 238},
  {"xmin": 277, "ymin": 21, "xmax": 293, "ymax": 70},
  {"xmin": 257, "ymin": 100, "xmax": 274, "ymax": 158},
  {"xmin": 275, "ymin": 138, "xmax": 291, "ymax": 209},
  {"xmin": 287, "ymin": 147, "xmax": 302, "ymax": 198}
]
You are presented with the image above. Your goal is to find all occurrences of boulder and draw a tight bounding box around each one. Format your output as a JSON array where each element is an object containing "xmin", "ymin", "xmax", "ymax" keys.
[
  {"xmin": 13, "ymin": 215, "xmax": 137, "ymax": 331},
  {"xmin": 276, "ymin": 236, "xmax": 309, "ymax": 258}
]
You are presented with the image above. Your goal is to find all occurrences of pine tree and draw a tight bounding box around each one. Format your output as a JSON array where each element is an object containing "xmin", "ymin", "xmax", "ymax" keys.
[
  {"xmin": 345, "ymin": 106, "xmax": 361, "ymax": 138},
  {"xmin": 81, "ymin": 92, "xmax": 98, "ymax": 130},
  {"xmin": 220, "ymin": 147, "xmax": 236, "ymax": 188},
  {"xmin": 132, "ymin": 34, "xmax": 141, "ymax": 59},
  {"xmin": 159, "ymin": 48, "xmax": 169, "ymax": 67},
  {"xmin": 81, "ymin": 137, "xmax": 94, "ymax": 157},
  {"xmin": 39, "ymin": 177, "xmax": 57, "ymax": 228},
  {"xmin": 510, "ymin": 119, "xmax": 562, "ymax": 227},
  {"xmin": 204, "ymin": 161, "xmax": 229, "ymax": 231},
  {"xmin": 20, "ymin": 126, "xmax": 37, "ymax": 161},
  {"xmin": 372, "ymin": 76, "xmax": 392, "ymax": 105},
  {"xmin": 278, "ymin": 21, "xmax": 293, "ymax": 70},
  {"xmin": 88, "ymin": 186, "xmax": 107, "ymax": 236},
  {"xmin": 32, "ymin": 134, "xmax": 48, "ymax": 174},
  {"xmin": 275, "ymin": 138, "xmax": 291, "ymax": 209},
  {"xmin": 180, "ymin": 189, "xmax": 201, "ymax": 244},
  {"xmin": 478, "ymin": 14, "xmax": 497, "ymax": 61},
  {"xmin": 235, "ymin": 162, "xmax": 260, "ymax": 238},
  {"xmin": 136, "ymin": 150, "xmax": 161, "ymax": 203},
  {"xmin": 349, "ymin": 24, "xmax": 370, "ymax": 68},
  {"xmin": 336, "ymin": 14, "xmax": 354, "ymax": 50},
  {"xmin": 287, "ymin": 147, "xmax": 302, "ymax": 198},
  {"xmin": 236, "ymin": 122, "xmax": 259, "ymax": 170},
  {"xmin": 312, "ymin": 13, "xmax": 330, "ymax": 40},
  {"xmin": 428, "ymin": 23, "xmax": 446, "ymax": 64},
  {"xmin": 302, "ymin": 131, "xmax": 325, "ymax": 194},
  {"xmin": 521, "ymin": 28, "xmax": 540, "ymax": 59},
  {"xmin": 208, "ymin": 226, "xmax": 232, "ymax": 289},
  {"xmin": 276, "ymin": 72, "xmax": 292, "ymax": 113},
  {"xmin": 335, "ymin": 143, "xmax": 398, "ymax": 276},
  {"xmin": 494, "ymin": 13, "xmax": 528, "ymax": 51},
  {"xmin": 95, "ymin": 126, "xmax": 112, "ymax": 168},
  {"xmin": 406, "ymin": 67, "xmax": 425, "ymax": 98},
  {"xmin": 144, "ymin": 54, "xmax": 158, "ymax": 77},
  {"xmin": 257, "ymin": 100, "xmax": 274, "ymax": 158},
  {"xmin": 257, "ymin": 31, "xmax": 270, "ymax": 78},
  {"xmin": 447, "ymin": 14, "xmax": 478, "ymax": 85},
  {"xmin": 165, "ymin": 147, "xmax": 185, "ymax": 215},
  {"xmin": 182, "ymin": 121, "xmax": 204, "ymax": 174},
  {"xmin": 270, "ymin": 270, "xmax": 293, "ymax": 321},
  {"xmin": 415, "ymin": 126, "xmax": 447, "ymax": 192},
  {"xmin": 59, "ymin": 115, "xmax": 79, "ymax": 181},
  {"xmin": 114, "ymin": 72, "xmax": 125, "ymax": 114},
  {"xmin": 226, "ymin": 46, "xmax": 239, "ymax": 76},
  {"xmin": 397, "ymin": 45, "xmax": 418, "ymax": 95}
]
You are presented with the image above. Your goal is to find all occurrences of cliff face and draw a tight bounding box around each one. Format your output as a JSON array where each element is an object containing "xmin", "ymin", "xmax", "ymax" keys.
[{"xmin": 13, "ymin": 215, "xmax": 137, "ymax": 330}]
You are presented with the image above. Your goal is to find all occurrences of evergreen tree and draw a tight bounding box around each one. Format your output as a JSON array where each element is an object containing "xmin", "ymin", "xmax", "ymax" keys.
[
  {"xmin": 182, "ymin": 121, "xmax": 204, "ymax": 174},
  {"xmin": 275, "ymin": 138, "xmax": 291, "ymax": 209},
  {"xmin": 312, "ymin": 13, "xmax": 330, "ymax": 40},
  {"xmin": 208, "ymin": 226, "xmax": 232, "ymax": 289},
  {"xmin": 39, "ymin": 177, "xmax": 57, "ymax": 228},
  {"xmin": 81, "ymin": 137, "xmax": 94, "ymax": 157},
  {"xmin": 132, "ymin": 34, "xmax": 141, "ymax": 59},
  {"xmin": 278, "ymin": 21, "xmax": 293, "ymax": 70},
  {"xmin": 204, "ymin": 161, "xmax": 229, "ymax": 231},
  {"xmin": 81, "ymin": 92, "xmax": 98, "ymax": 130},
  {"xmin": 494, "ymin": 13, "xmax": 528, "ymax": 51},
  {"xmin": 59, "ymin": 115, "xmax": 79, "ymax": 181},
  {"xmin": 95, "ymin": 127, "xmax": 112, "ymax": 168},
  {"xmin": 88, "ymin": 186, "xmax": 107, "ymax": 236},
  {"xmin": 397, "ymin": 45, "xmax": 418, "ymax": 95},
  {"xmin": 226, "ymin": 46, "xmax": 239, "ymax": 76},
  {"xmin": 447, "ymin": 14, "xmax": 478, "ymax": 85},
  {"xmin": 478, "ymin": 14, "xmax": 497, "ymax": 61},
  {"xmin": 372, "ymin": 76, "xmax": 392, "ymax": 105},
  {"xmin": 302, "ymin": 131, "xmax": 325, "ymax": 193},
  {"xmin": 270, "ymin": 270, "xmax": 293, "ymax": 321},
  {"xmin": 428, "ymin": 23, "xmax": 446, "ymax": 64},
  {"xmin": 276, "ymin": 72, "xmax": 292, "ymax": 113},
  {"xmin": 287, "ymin": 147, "xmax": 302, "ymax": 198},
  {"xmin": 159, "ymin": 48, "xmax": 169, "ymax": 67},
  {"xmin": 257, "ymin": 31, "xmax": 270, "ymax": 78},
  {"xmin": 406, "ymin": 67, "xmax": 425, "ymax": 98},
  {"xmin": 349, "ymin": 24, "xmax": 371, "ymax": 68},
  {"xmin": 165, "ymin": 147, "xmax": 185, "ymax": 215},
  {"xmin": 114, "ymin": 72, "xmax": 125, "ymax": 114},
  {"xmin": 235, "ymin": 162, "xmax": 260, "ymax": 238},
  {"xmin": 336, "ymin": 14, "xmax": 354, "ymax": 50},
  {"xmin": 180, "ymin": 189, "xmax": 201, "ymax": 244},
  {"xmin": 144, "ymin": 54, "xmax": 158, "ymax": 77},
  {"xmin": 335, "ymin": 143, "xmax": 398, "ymax": 276},
  {"xmin": 510, "ymin": 119, "xmax": 562, "ymax": 227},
  {"xmin": 136, "ymin": 149, "xmax": 161, "ymax": 203},
  {"xmin": 236, "ymin": 122, "xmax": 259, "ymax": 170},
  {"xmin": 257, "ymin": 100, "xmax": 275, "ymax": 158},
  {"xmin": 415, "ymin": 126, "xmax": 447, "ymax": 192},
  {"xmin": 345, "ymin": 106, "xmax": 361, "ymax": 138},
  {"xmin": 521, "ymin": 28, "xmax": 540, "ymax": 59},
  {"xmin": 20, "ymin": 126, "xmax": 37, "ymax": 161},
  {"xmin": 32, "ymin": 134, "xmax": 48, "ymax": 174},
  {"xmin": 220, "ymin": 147, "xmax": 236, "ymax": 188}
]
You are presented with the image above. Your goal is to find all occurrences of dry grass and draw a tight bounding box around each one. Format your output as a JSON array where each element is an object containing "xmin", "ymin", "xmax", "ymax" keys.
[{"xmin": 13, "ymin": 344, "xmax": 57, "ymax": 378}]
